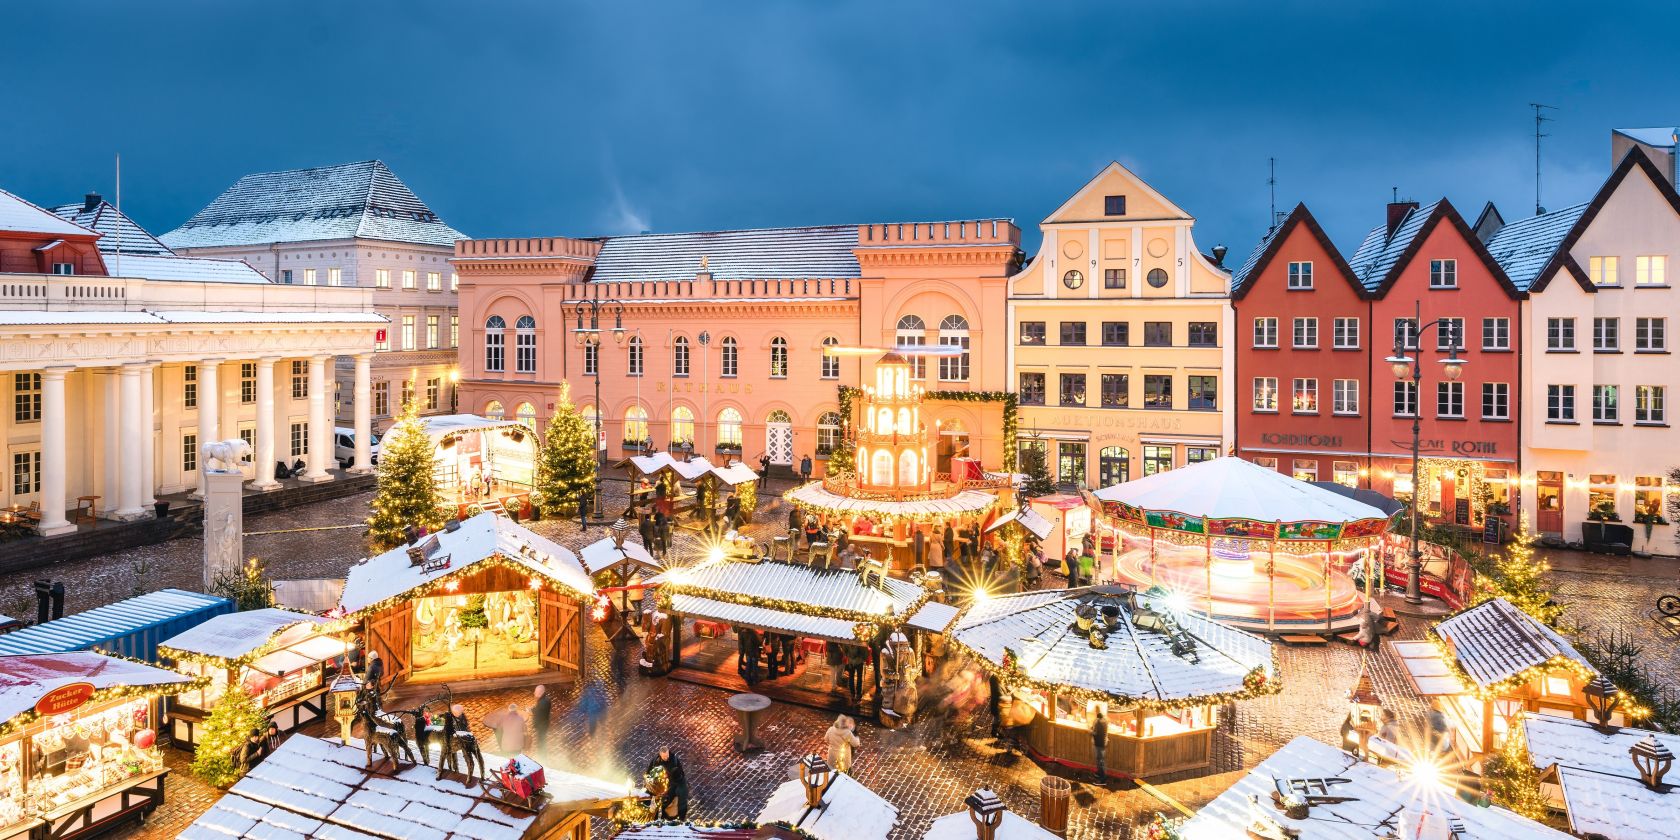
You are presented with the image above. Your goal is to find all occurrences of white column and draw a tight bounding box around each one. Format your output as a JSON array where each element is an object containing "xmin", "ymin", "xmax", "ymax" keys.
[
  {"xmin": 140, "ymin": 362, "xmax": 157, "ymax": 507},
  {"xmin": 37, "ymin": 367, "xmax": 75, "ymax": 536},
  {"xmin": 251, "ymin": 357, "xmax": 281, "ymax": 490},
  {"xmin": 195, "ymin": 360, "xmax": 222, "ymax": 498},
  {"xmin": 116, "ymin": 365, "xmax": 145, "ymax": 518},
  {"xmin": 300, "ymin": 354, "xmax": 334, "ymax": 482},
  {"xmin": 350, "ymin": 354, "xmax": 374, "ymax": 474},
  {"xmin": 101, "ymin": 370, "xmax": 119, "ymax": 516}
]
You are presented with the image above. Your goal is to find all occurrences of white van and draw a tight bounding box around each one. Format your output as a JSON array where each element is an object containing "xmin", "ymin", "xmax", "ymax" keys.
[{"xmin": 334, "ymin": 427, "xmax": 381, "ymax": 468}]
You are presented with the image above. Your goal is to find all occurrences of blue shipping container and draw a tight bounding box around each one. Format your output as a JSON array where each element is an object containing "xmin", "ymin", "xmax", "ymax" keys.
[{"xmin": 0, "ymin": 589, "xmax": 233, "ymax": 662}]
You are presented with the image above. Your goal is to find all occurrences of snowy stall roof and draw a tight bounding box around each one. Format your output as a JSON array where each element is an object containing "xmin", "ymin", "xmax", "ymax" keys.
[
  {"xmin": 755, "ymin": 770, "xmax": 897, "ymax": 840},
  {"xmin": 653, "ymin": 557, "xmax": 930, "ymax": 643},
  {"xmin": 161, "ymin": 160, "xmax": 466, "ymax": 250},
  {"xmin": 158, "ymin": 608, "xmax": 330, "ymax": 662},
  {"xmin": 665, "ymin": 594, "xmax": 860, "ymax": 643},
  {"xmin": 0, "ymin": 651, "xmax": 194, "ymax": 726},
  {"xmin": 339, "ymin": 513, "xmax": 593, "ymax": 616},
  {"xmin": 578, "ymin": 536, "xmax": 660, "ymax": 576},
  {"xmin": 0, "ymin": 187, "xmax": 98, "ymax": 238},
  {"xmin": 591, "ymin": 225, "xmax": 863, "ymax": 283},
  {"xmin": 182, "ymin": 734, "xmax": 625, "ymax": 840},
  {"xmin": 49, "ymin": 196, "xmax": 175, "ymax": 255},
  {"xmin": 419, "ymin": 413, "xmax": 532, "ymax": 445},
  {"xmin": 619, "ymin": 452, "xmax": 753, "ymax": 485},
  {"xmin": 906, "ymin": 600, "xmax": 961, "ymax": 634},
  {"xmin": 1433, "ymin": 597, "xmax": 1594, "ymax": 691},
  {"xmin": 950, "ymin": 587, "xmax": 1275, "ymax": 707},
  {"xmin": 985, "ymin": 506, "xmax": 1053, "ymax": 541},
  {"xmin": 1093, "ymin": 456, "xmax": 1391, "ymax": 534},
  {"xmin": 1389, "ymin": 640, "xmax": 1464, "ymax": 697},
  {"xmin": 784, "ymin": 481, "xmax": 999, "ymax": 519},
  {"xmin": 0, "ymin": 588, "xmax": 232, "ymax": 660},
  {"xmin": 1180, "ymin": 736, "xmax": 1572, "ymax": 839},
  {"xmin": 923, "ymin": 805, "xmax": 1058, "ymax": 840},
  {"xmin": 1521, "ymin": 713, "xmax": 1680, "ymax": 840}
]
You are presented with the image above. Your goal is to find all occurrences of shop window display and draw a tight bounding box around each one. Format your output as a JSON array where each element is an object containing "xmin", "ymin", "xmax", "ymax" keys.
[
  {"xmin": 411, "ymin": 589, "xmax": 540, "ymax": 679},
  {"xmin": 0, "ymin": 698, "xmax": 161, "ymax": 829}
]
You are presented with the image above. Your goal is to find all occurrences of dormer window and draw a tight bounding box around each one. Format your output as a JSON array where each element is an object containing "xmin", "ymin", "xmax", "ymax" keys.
[
  {"xmin": 1104, "ymin": 195, "xmax": 1126, "ymax": 216},
  {"xmin": 51, "ymin": 263, "xmax": 74, "ymax": 275}
]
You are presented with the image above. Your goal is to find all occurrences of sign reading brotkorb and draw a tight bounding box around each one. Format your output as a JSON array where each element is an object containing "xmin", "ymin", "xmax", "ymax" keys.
[{"xmin": 35, "ymin": 681, "xmax": 96, "ymax": 716}]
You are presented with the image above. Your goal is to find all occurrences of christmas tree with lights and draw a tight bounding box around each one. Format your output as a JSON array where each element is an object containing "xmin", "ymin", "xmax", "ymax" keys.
[
  {"xmin": 1482, "ymin": 717, "xmax": 1548, "ymax": 819},
  {"xmin": 532, "ymin": 382, "xmax": 597, "ymax": 517},
  {"xmin": 191, "ymin": 684, "xmax": 269, "ymax": 788},
  {"xmin": 366, "ymin": 401, "xmax": 445, "ymax": 550},
  {"xmin": 1483, "ymin": 514, "xmax": 1563, "ymax": 625}
]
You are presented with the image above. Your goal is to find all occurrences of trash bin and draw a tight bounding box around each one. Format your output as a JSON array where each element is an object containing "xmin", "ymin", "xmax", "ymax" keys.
[
  {"xmin": 153, "ymin": 501, "xmax": 171, "ymax": 520},
  {"xmin": 1039, "ymin": 775, "xmax": 1071, "ymax": 837}
]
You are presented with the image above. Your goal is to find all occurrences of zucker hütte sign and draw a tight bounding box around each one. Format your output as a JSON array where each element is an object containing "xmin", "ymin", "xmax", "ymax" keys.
[{"xmin": 34, "ymin": 682, "xmax": 96, "ymax": 716}]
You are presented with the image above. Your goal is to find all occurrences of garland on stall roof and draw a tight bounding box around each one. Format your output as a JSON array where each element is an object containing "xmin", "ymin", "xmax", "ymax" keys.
[
  {"xmin": 1423, "ymin": 626, "xmax": 1643, "ymax": 715},
  {"xmin": 338, "ymin": 552, "xmax": 592, "ymax": 623},
  {"xmin": 655, "ymin": 582, "xmax": 930, "ymax": 644},
  {"xmin": 836, "ymin": 386, "xmax": 1020, "ymax": 472},
  {"xmin": 158, "ymin": 616, "xmax": 328, "ymax": 671},
  {"xmin": 0, "ymin": 654, "xmax": 208, "ymax": 737}
]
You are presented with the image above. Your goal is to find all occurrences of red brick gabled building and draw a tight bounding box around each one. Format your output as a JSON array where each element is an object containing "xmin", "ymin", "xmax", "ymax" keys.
[
  {"xmin": 0, "ymin": 188, "xmax": 107, "ymax": 276},
  {"xmin": 1230, "ymin": 204, "xmax": 1371, "ymax": 487}
]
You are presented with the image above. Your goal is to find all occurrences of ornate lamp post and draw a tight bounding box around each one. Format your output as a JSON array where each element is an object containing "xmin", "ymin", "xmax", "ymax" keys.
[
  {"xmin": 574, "ymin": 299, "xmax": 625, "ymax": 521},
  {"xmin": 1384, "ymin": 300, "xmax": 1466, "ymax": 604}
]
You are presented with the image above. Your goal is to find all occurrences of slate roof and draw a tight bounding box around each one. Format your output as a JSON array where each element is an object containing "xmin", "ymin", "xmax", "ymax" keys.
[
  {"xmin": 1521, "ymin": 713, "xmax": 1680, "ymax": 840},
  {"xmin": 1229, "ymin": 219, "xmax": 1286, "ymax": 292},
  {"xmin": 1483, "ymin": 202, "xmax": 1589, "ymax": 291},
  {"xmin": 161, "ymin": 160, "xmax": 465, "ymax": 250},
  {"xmin": 1346, "ymin": 201, "xmax": 1440, "ymax": 291},
  {"xmin": 591, "ymin": 225, "xmax": 862, "ymax": 282},
  {"xmin": 0, "ymin": 187, "xmax": 99, "ymax": 238},
  {"xmin": 49, "ymin": 197, "xmax": 174, "ymax": 255},
  {"xmin": 1433, "ymin": 597, "xmax": 1594, "ymax": 691}
]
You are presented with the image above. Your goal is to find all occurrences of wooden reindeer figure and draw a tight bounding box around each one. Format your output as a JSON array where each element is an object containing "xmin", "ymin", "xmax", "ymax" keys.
[
  {"xmin": 356, "ymin": 695, "xmax": 417, "ymax": 770},
  {"xmin": 437, "ymin": 703, "xmax": 485, "ymax": 785}
]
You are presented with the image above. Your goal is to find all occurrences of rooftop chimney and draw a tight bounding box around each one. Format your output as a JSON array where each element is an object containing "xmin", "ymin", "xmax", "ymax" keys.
[
  {"xmin": 1386, "ymin": 199, "xmax": 1419, "ymax": 238},
  {"xmin": 83, "ymin": 192, "xmax": 102, "ymax": 213},
  {"xmin": 965, "ymin": 789, "xmax": 1006, "ymax": 840}
]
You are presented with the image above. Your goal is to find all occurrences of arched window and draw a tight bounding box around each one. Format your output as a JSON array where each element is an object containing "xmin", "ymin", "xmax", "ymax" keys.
[
  {"xmin": 870, "ymin": 449, "xmax": 894, "ymax": 486},
  {"xmin": 484, "ymin": 315, "xmax": 506, "ymax": 372},
  {"xmin": 581, "ymin": 405, "xmax": 600, "ymax": 448},
  {"xmin": 816, "ymin": 411, "xmax": 841, "ymax": 455},
  {"xmin": 624, "ymin": 405, "xmax": 649, "ymax": 444},
  {"xmin": 515, "ymin": 402, "xmax": 537, "ymax": 430},
  {"xmin": 769, "ymin": 337, "xmax": 788, "ymax": 378},
  {"xmin": 717, "ymin": 407, "xmax": 743, "ymax": 448},
  {"xmin": 896, "ymin": 315, "xmax": 926, "ymax": 379},
  {"xmin": 898, "ymin": 449, "xmax": 919, "ymax": 486},
  {"xmin": 767, "ymin": 410, "xmax": 791, "ymax": 423},
  {"xmin": 721, "ymin": 337, "xmax": 738, "ymax": 377},
  {"xmin": 628, "ymin": 335, "xmax": 644, "ymax": 376},
  {"xmin": 938, "ymin": 315, "xmax": 970, "ymax": 382},
  {"xmin": 671, "ymin": 406, "xmax": 695, "ymax": 444},
  {"xmin": 514, "ymin": 316, "xmax": 537, "ymax": 373},
  {"xmin": 673, "ymin": 336, "xmax": 690, "ymax": 377},
  {"xmin": 1099, "ymin": 446, "xmax": 1130, "ymax": 487},
  {"xmin": 820, "ymin": 337, "xmax": 840, "ymax": 379},
  {"xmin": 484, "ymin": 400, "xmax": 505, "ymax": 420}
]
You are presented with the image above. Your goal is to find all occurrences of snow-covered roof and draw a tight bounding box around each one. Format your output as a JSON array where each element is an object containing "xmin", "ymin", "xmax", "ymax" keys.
[
  {"xmin": 577, "ymin": 536, "xmax": 660, "ymax": 576},
  {"xmin": 654, "ymin": 557, "xmax": 926, "ymax": 620},
  {"xmin": 1092, "ymin": 456, "xmax": 1389, "ymax": 526},
  {"xmin": 0, "ymin": 310, "xmax": 383, "ymax": 328},
  {"xmin": 1433, "ymin": 598, "xmax": 1594, "ymax": 691},
  {"xmin": 1180, "ymin": 736, "xmax": 1573, "ymax": 839},
  {"xmin": 591, "ymin": 225, "xmax": 862, "ymax": 283},
  {"xmin": 339, "ymin": 513, "xmax": 593, "ymax": 616},
  {"xmin": 756, "ymin": 770, "xmax": 897, "ymax": 840},
  {"xmin": 622, "ymin": 452, "xmax": 759, "ymax": 486},
  {"xmin": 158, "ymin": 608, "xmax": 327, "ymax": 662},
  {"xmin": 1229, "ymin": 218, "xmax": 1287, "ymax": 293},
  {"xmin": 907, "ymin": 600, "xmax": 961, "ymax": 634},
  {"xmin": 0, "ymin": 187, "xmax": 98, "ymax": 238},
  {"xmin": 923, "ymin": 807, "xmax": 1058, "ymax": 840},
  {"xmin": 107, "ymin": 253, "xmax": 272, "ymax": 284},
  {"xmin": 419, "ymin": 413, "xmax": 532, "ymax": 445},
  {"xmin": 1614, "ymin": 127, "xmax": 1679, "ymax": 148},
  {"xmin": 1522, "ymin": 713, "xmax": 1680, "ymax": 840},
  {"xmin": 49, "ymin": 196, "xmax": 174, "ymax": 255},
  {"xmin": 950, "ymin": 587, "xmax": 1274, "ymax": 706},
  {"xmin": 1482, "ymin": 202, "xmax": 1589, "ymax": 291},
  {"xmin": 1346, "ymin": 200, "xmax": 1441, "ymax": 291},
  {"xmin": 985, "ymin": 507, "xmax": 1053, "ymax": 541},
  {"xmin": 616, "ymin": 825, "xmax": 755, "ymax": 839},
  {"xmin": 785, "ymin": 481, "xmax": 999, "ymax": 519},
  {"xmin": 182, "ymin": 734, "xmax": 623, "ymax": 839},
  {"xmin": 161, "ymin": 160, "xmax": 465, "ymax": 250},
  {"xmin": 0, "ymin": 651, "xmax": 193, "ymax": 725},
  {"xmin": 666, "ymin": 593, "xmax": 861, "ymax": 643}
]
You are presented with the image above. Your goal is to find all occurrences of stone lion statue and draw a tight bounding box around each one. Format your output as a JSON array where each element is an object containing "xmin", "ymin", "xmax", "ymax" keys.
[{"xmin": 203, "ymin": 438, "xmax": 254, "ymax": 473}]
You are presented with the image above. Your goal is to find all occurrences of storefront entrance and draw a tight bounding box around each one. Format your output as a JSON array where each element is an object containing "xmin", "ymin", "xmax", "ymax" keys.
[{"xmin": 1537, "ymin": 471, "xmax": 1564, "ymax": 535}]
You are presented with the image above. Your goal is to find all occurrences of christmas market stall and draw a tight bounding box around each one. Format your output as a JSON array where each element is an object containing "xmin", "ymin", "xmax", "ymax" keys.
[
  {"xmin": 1520, "ymin": 712, "xmax": 1679, "ymax": 840},
  {"xmin": 0, "ymin": 589, "xmax": 232, "ymax": 662},
  {"xmin": 922, "ymin": 789, "xmax": 1061, "ymax": 840},
  {"xmin": 0, "ymin": 651, "xmax": 197, "ymax": 840},
  {"xmin": 420, "ymin": 414, "xmax": 539, "ymax": 517},
  {"xmin": 646, "ymin": 554, "xmax": 947, "ymax": 713},
  {"xmin": 180, "ymin": 734, "xmax": 636, "ymax": 840},
  {"xmin": 157, "ymin": 609, "xmax": 352, "ymax": 748},
  {"xmin": 1093, "ymin": 456, "xmax": 1393, "ymax": 635},
  {"xmin": 1175, "ymin": 735, "xmax": 1572, "ymax": 839},
  {"xmin": 337, "ymin": 512, "xmax": 593, "ymax": 688},
  {"xmin": 1390, "ymin": 597, "xmax": 1613, "ymax": 768},
  {"xmin": 578, "ymin": 525, "xmax": 661, "ymax": 633},
  {"xmin": 617, "ymin": 452, "xmax": 760, "ymax": 525},
  {"xmin": 949, "ymin": 585, "xmax": 1277, "ymax": 780}
]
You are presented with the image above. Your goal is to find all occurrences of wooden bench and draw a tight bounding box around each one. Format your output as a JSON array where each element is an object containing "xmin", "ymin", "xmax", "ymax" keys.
[{"xmin": 1279, "ymin": 634, "xmax": 1329, "ymax": 646}]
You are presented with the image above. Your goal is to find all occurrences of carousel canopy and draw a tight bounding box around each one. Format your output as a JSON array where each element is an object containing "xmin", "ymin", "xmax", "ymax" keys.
[
  {"xmin": 784, "ymin": 480, "xmax": 998, "ymax": 521},
  {"xmin": 0, "ymin": 651, "xmax": 193, "ymax": 725},
  {"xmin": 1521, "ymin": 713, "xmax": 1680, "ymax": 840},
  {"xmin": 339, "ymin": 513, "xmax": 593, "ymax": 616},
  {"xmin": 1433, "ymin": 597, "xmax": 1595, "ymax": 692},
  {"xmin": 650, "ymin": 557, "xmax": 930, "ymax": 644},
  {"xmin": 578, "ymin": 536, "xmax": 661, "ymax": 576},
  {"xmin": 1093, "ymin": 456, "xmax": 1392, "ymax": 540},
  {"xmin": 1181, "ymin": 736, "xmax": 1572, "ymax": 839},
  {"xmin": 419, "ymin": 413, "xmax": 532, "ymax": 445},
  {"xmin": 756, "ymin": 770, "xmax": 898, "ymax": 840},
  {"xmin": 949, "ymin": 587, "xmax": 1276, "ymax": 708},
  {"xmin": 158, "ymin": 608, "xmax": 328, "ymax": 662}
]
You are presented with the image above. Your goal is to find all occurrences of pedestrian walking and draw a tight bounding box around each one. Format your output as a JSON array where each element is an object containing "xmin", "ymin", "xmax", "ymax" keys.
[
  {"xmin": 824, "ymin": 714, "xmax": 862, "ymax": 773},
  {"xmin": 647, "ymin": 748, "xmax": 690, "ymax": 819},
  {"xmin": 531, "ymin": 685, "xmax": 552, "ymax": 755},
  {"xmin": 1091, "ymin": 704, "xmax": 1109, "ymax": 783},
  {"xmin": 799, "ymin": 454, "xmax": 813, "ymax": 484},
  {"xmin": 577, "ymin": 682, "xmax": 607, "ymax": 738},
  {"xmin": 486, "ymin": 702, "xmax": 528, "ymax": 754},
  {"xmin": 788, "ymin": 504, "xmax": 805, "ymax": 532},
  {"xmin": 759, "ymin": 452, "xmax": 771, "ymax": 481}
]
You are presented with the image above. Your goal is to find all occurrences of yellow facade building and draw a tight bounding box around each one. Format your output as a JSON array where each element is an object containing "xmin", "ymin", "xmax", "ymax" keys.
[{"xmin": 1009, "ymin": 163, "xmax": 1233, "ymax": 488}]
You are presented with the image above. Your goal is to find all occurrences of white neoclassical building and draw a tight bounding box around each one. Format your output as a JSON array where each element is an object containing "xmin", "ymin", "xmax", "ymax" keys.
[{"xmin": 0, "ymin": 187, "xmax": 384, "ymax": 536}]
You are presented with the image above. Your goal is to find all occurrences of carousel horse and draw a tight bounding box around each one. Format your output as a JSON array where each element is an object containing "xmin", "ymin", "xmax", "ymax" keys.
[
  {"xmin": 355, "ymin": 696, "xmax": 416, "ymax": 769},
  {"xmin": 437, "ymin": 707, "xmax": 485, "ymax": 784}
]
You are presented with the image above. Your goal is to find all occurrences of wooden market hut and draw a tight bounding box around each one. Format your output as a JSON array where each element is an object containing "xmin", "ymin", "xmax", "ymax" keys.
[
  {"xmin": 1391, "ymin": 596, "xmax": 1611, "ymax": 767},
  {"xmin": 158, "ymin": 609, "xmax": 352, "ymax": 748},
  {"xmin": 338, "ymin": 513, "xmax": 594, "ymax": 691},
  {"xmin": 1520, "ymin": 712, "xmax": 1680, "ymax": 840},
  {"xmin": 949, "ymin": 585, "xmax": 1278, "ymax": 779},
  {"xmin": 618, "ymin": 452, "xmax": 759, "ymax": 524}
]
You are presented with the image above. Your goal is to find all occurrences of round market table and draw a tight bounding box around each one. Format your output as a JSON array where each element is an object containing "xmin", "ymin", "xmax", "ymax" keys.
[{"xmin": 728, "ymin": 692, "xmax": 772, "ymax": 753}]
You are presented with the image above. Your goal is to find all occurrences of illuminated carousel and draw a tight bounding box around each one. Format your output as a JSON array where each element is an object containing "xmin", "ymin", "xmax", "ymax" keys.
[
  {"xmin": 1093, "ymin": 457, "xmax": 1395, "ymax": 634},
  {"xmin": 784, "ymin": 352, "xmax": 1010, "ymax": 572}
]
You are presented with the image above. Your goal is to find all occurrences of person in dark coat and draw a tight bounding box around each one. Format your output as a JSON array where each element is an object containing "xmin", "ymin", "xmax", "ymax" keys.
[
  {"xmin": 987, "ymin": 675, "xmax": 1004, "ymax": 738},
  {"xmin": 647, "ymin": 748, "xmax": 690, "ymax": 819},
  {"xmin": 788, "ymin": 505, "xmax": 805, "ymax": 532},
  {"xmin": 362, "ymin": 650, "xmax": 385, "ymax": 699},
  {"xmin": 1091, "ymin": 705, "xmax": 1109, "ymax": 783},
  {"xmin": 942, "ymin": 524, "xmax": 956, "ymax": 562},
  {"xmin": 799, "ymin": 454, "xmax": 813, "ymax": 483},
  {"xmin": 656, "ymin": 511, "xmax": 672, "ymax": 557},
  {"xmin": 724, "ymin": 495, "xmax": 741, "ymax": 530},
  {"xmin": 638, "ymin": 514, "xmax": 657, "ymax": 555},
  {"xmin": 759, "ymin": 453, "xmax": 772, "ymax": 481},
  {"xmin": 531, "ymin": 685, "xmax": 552, "ymax": 756}
]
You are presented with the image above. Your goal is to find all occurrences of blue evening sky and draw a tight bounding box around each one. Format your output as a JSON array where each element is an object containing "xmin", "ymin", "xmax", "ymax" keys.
[{"xmin": 3, "ymin": 1, "xmax": 1677, "ymax": 259}]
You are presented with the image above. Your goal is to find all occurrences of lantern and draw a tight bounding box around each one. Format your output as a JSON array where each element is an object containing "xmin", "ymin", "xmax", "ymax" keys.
[
  {"xmin": 1630, "ymin": 735, "xmax": 1673, "ymax": 792},
  {"xmin": 1583, "ymin": 675, "xmax": 1620, "ymax": 732},
  {"xmin": 328, "ymin": 667, "xmax": 364, "ymax": 743},
  {"xmin": 1343, "ymin": 657, "xmax": 1383, "ymax": 756},
  {"xmin": 798, "ymin": 754, "xmax": 831, "ymax": 809},
  {"xmin": 965, "ymin": 789, "xmax": 1006, "ymax": 840}
]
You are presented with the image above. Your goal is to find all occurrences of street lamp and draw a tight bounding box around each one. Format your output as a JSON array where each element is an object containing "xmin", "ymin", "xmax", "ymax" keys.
[
  {"xmin": 1386, "ymin": 300, "xmax": 1466, "ymax": 604},
  {"xmin": 573, "ymin": 299, "xmax": 626, "ymax": 524}
]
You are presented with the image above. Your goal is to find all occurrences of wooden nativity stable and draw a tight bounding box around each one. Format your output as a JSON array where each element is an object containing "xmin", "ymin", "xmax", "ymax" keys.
[{"xmin": 338, "ymin": 513, "xmax": 595, "ymax": 689}]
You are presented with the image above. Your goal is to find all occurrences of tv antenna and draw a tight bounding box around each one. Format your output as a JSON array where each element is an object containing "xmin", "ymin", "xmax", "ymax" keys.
[
  {"xmin": 1531, "ymin": 103, "xmax": 1555, "ymax": 215},
  {"xmin": 1267, "ymin": 157, "xmax": 1278, "ymax": 233}
]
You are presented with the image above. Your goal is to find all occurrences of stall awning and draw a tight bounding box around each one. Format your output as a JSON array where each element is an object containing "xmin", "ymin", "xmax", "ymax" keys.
[
  {"xmin": 0, "ymin": 589, "xmax": 232, "ymax": 660},
  {"xmin": 248, "ymin": 636, "xmax": 351, "ymax": 677},
  {"xmin": 579, "ymin": 537, "xmax": 661, "ymax": 576},
  {"xmin": 1391, "ymin": 640, "xmax": 1465, "ymax": 696},
  {"xmin": 667, "ymin": 594, "xmax": 860, "ymax": 644},
  {"xmin": 985, "ymin": 507, "xmax": 1053, "ymax": 541},
  {"xmin": 907, "ymin": 601, "xmax": 960, "ymax": 634}
]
